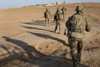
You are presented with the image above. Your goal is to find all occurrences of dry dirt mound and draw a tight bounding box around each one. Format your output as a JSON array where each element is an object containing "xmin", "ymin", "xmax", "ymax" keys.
[{"xmin": 0, "ymin": 41, "xmax": 100, "ymax": 67}]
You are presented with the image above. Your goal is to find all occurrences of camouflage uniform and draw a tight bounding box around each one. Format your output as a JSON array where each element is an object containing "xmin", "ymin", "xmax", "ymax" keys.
[
  {"xmin": 62, "ymin": 7, "xmax": 66, "ymax": 21},
  {"xmin": 66, "ymin": 5, "xmax": 91, "ymax": 67},
  {"xmin": 44, "ymin": 9, "xmax": 51, "ymax": 26},
  {"xmin": 54, "ymin": 8, "xmax": 63, "ymax": 34}
]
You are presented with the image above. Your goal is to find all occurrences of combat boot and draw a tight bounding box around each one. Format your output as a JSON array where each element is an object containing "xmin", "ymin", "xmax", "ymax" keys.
[{"xmin": 73, "ymin": 60, "xmax": 79, "ymax": 67}]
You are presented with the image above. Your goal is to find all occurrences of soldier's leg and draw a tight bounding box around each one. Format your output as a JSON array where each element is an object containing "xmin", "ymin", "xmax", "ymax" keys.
[
  {"xmin": 54, "ymin": 21, "xmax": 58, "ymax": 32},
  {"xmin": 59, "ymin": 22, "xmax": 61, "ymax": 34},
  {"xmin": 45, "ymin": 18, "xmax": 47, "ymax": 26},
  {"xmin": 48, "ymin": 18, "xmax": 50, "ymax": 26},
  {"xmin": 57, "ymin": 20, "xmax": 61, "ymax": 34},
  {"xmin": 63, "ymin": 14, "xmax": 65, "ymax": 21},
  {"xmin": 70, "ymin": 38, "xmax": 79, "ymax": 67},
  {"xmin": 78, "ymin": 39, "xmax": 83, "ymax": 62},
  {"xmin": 64, "ymin": 28, "xmax": 66, "ymax": 35}
]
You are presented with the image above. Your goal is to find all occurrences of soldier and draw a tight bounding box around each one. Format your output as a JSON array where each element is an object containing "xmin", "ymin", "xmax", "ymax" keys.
[
  {"xmin": 62, "ymin": 7, "xmax": 66, "ymax": 21},
  {"xmin": 44, "ymin": 8, "xmax": 51, "ymax": 26},
  {"xmin": 66, "ymin": 5, "xmax": 91, "ymax": 67},
  {"xmin": 54, "ymin": 7, "xmax": 63, "ymax": 34}
]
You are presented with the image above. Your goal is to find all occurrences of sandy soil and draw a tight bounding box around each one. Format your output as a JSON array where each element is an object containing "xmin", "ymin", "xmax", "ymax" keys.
[{"xmin": 0, "ymin": 3, "xmax": 100, "ymax": 67}]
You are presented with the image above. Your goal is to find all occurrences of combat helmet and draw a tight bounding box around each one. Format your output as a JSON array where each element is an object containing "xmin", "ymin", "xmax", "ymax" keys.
[
  {"xmin": 75, "ymin": 5, "xmax": 83, "ymax": 11},
  {"xmin": 46, "ymin": 8, "xmax": 48, "ymax": 11}
]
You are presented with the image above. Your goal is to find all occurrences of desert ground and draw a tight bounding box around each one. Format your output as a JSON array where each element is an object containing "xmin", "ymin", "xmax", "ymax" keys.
[{"xmin": 0, "ymin": 3, "xmax": 100, "ymax": 67}]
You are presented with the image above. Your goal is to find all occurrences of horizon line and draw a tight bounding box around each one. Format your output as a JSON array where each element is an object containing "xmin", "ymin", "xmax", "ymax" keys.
[{"xmin": 0, "ymin": 2, "xmax": 100, "ymax": 10}]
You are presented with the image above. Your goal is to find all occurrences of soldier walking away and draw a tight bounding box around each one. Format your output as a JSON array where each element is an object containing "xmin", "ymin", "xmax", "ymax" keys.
[
  {"xmin": 62, "ymin": 7, "xmax": 66, "ymax": 21},
  {"xmin": 54, "ymin": 7, "xmax": 63, "ymax": 34},
  {"xmin": 66, "ymin": 5, "xmax": 91, "ymax": 67},
  {"xmin": 44, "ymin": 8, "xmax": 51, "ymax": 26},
  {"xmin": 62, "ymin": 7, "xmax": 67, "ymax": 35}
]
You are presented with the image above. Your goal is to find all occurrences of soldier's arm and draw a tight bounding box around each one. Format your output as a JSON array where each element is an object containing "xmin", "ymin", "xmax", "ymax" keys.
[
  {"xmin": 85, "ymin": 18, "xmax": 91, "ymax": 32},
  {"xmin": 66, "ymin": 17, "xmax": 71, "ymax": 31},
  {"xmin": 44, "ymin": 12, "xmax": 45, "ymax": 18},
  {"xmin": 49, "ymin": 11, "xmax": 51, "ymax": 15},
  {"xmin": 65, "ymin": 8, "xmax": 66, "ymax": 11},
  {"xmin": 64, "ymin": 17, "xmax": 71, "ymax": 36},
  {"xmin": 54, "ymin": 14, "xmax": 57, "ymax": 21}
]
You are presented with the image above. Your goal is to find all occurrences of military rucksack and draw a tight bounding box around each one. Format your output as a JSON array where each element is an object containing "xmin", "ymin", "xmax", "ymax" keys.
[
  {"xmin": 70, "ymin": 15, "xmax": 86, "ymax": 38},
  {"xmin": 55, "ymin": 12, "xmax": 63, "ymax": 20},
  {"xmin": 62, "ymin": 8, "xmax": 66, "ymax": 14},
  {"xmin": 45, "ymin": 11, "xmax": 50, "ymax": 18}
]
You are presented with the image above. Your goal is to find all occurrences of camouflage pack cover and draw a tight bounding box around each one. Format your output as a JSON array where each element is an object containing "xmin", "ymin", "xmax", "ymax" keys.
[
  {"xmin": 70, "ymin": 14, "xmax": 87, "ymax": 33},
  {"xmin": 66, "ymin": 13, "xmax": 90, "ymax": 38},
  {"xmin": 55, "ymin": 10, "xmax": 63, "ymax": 20},
  {"xmin": 71, "ymin": 32, "xmax": 84, "ymax": 38},
  {"xmin": 62, "ymin": 7, "xmax": 66, "ymax": 14},
  {"xmin": 57, "ymin": 14, "xmax": 63, "ymax": 20},
  {"xmin": 44, "ymin": 11, "xmax": 50, "ymax": 18}
]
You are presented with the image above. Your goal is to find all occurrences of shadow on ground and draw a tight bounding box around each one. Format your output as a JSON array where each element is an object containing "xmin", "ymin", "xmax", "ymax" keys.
[
  {"xmin": 0, "ymin": 36, "xmax": 46, "ymax": 64},
  {"xmin": 23, "ymin": 19, "xmax": 55, "ymax": 26},
  {"xmin": 22, "ymin": 26, "xmax": 54, "ymax": 33},
  {"xmin": 0, "ymin": 56, "xmax": 89, "ymax": 67},
  {"xmin": 27, "ymin": 31, "xmax": 69, "ymax": 47},
  {"xmin": 23, "ymin": 20, "xmax": 45, "ymax": 26},
  {"xmin": 0, "ymin": 36, "xmax": 89, "ymax": 67}
]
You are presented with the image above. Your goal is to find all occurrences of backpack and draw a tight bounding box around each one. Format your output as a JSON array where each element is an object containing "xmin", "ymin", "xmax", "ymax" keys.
[
  {"xmin": 56, "ymin": 13, "xmax": 63, "ymax": 20},
  {"xmin": 58, "ymin": 13, "xmax": 63, "ymax": 20},
  {"xmin": 70, "ymin": 15, "xmax": 85, "ymax": 38},
  {"xmin": 45, "ymin": 11, "xmax": 50, "ymax": 18},
  {"xmin": 62, "ymin": 8, "xmax": 66, "ymax": 14}
]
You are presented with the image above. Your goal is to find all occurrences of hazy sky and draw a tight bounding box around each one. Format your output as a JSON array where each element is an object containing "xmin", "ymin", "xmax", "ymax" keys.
[{"xmin": 0, "ymin": 0, "xmax": 100, "ymax": 9}]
